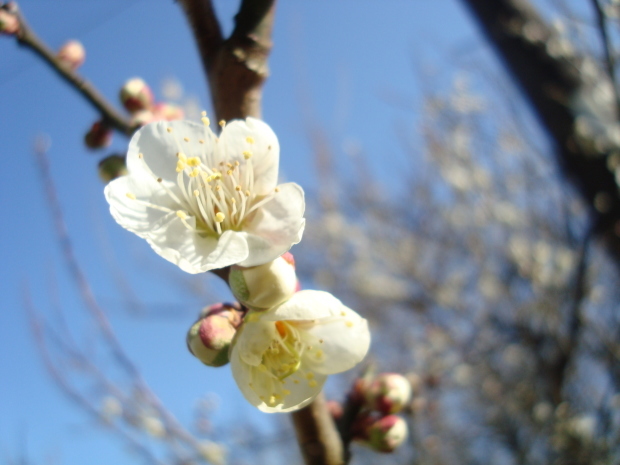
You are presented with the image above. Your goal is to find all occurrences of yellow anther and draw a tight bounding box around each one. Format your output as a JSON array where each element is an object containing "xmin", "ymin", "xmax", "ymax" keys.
[
  {"xmin": 138, "ymin": 153, "xmax": 144, "ymax": 159},
  {"xmin": 176, "ymin": 161, "xmax": 186, "ymax": 172},
  {"xmin": 183, "ymin": 137, "xmax": 190, "ymax": 142},
  {"xmin": 245, "ymin": 190, "xmax": 250, "ymax": 197},
  {"xmin": 213, "ymin": 172, "xmax": 222, "ymax": 180},
  {"xmin": 283, "ymin": 389, "xmax": 291, "ymax": 396},
  {"xmin": 231, "ymin": 198, "xmax": 236, "ymax": 203},
  {"xmin": 273, "ymin": 394, "xmax": 281, "ymax": 400},
  {"xmin": 315, "ymin": 350, "xmax": 323, "ymax": 359},
  {"xmin": 268, "ymin": 396, "xmax": 276, "ymax": 405},
  {"xmin": 319, "ymin": 339, "xmax": 324, "ymax": 344},
  {"xmin": 201, "ymin": 117, "xmax": 210, "ymax": 126},
  {"xmin": 226, "ymin": 162, "xmax": 233, "ymax": 168},
  {"xmin": 215, "ymin": 212, "xmax": 225, "ymax": 223},
  {"xmin": 235, "ymin": 185, "xmax": 242, "ymax": 191},
  {"xmin": 126, "ymin": 192, "xmax": 136, "ymax": 200},
  {"xmin": 193, "ymin": 190, "xmax": 200, "ymax": 197},
  {"xmin": 187, "ymin": 157, "xmax": 201, "ymax": 167},
  {"xmin": 157, "ymin": 177, "xmax": 162, "ymax": 183},
  {"xmin": 259, "ymin": 395, "xmax": 265, "ymax": 401},
  {"xmin": 226, "ymin": 170, "xmax": 233, "ymax": 175},
  {"xmin": 215, "ymin": 185, "xmax": 221, "ymax": 191},
  {"xmin": 234, "ymin": 161, "xmax": 240, "ymax": 166},
  {"xmin": 246, "ymin": 136, "xmax": 254, "ymax": 144},
  {"xmin": 219, "ymin": 120, "xmax": 226, "ymax": 127},
  {"xmin": 275, "ymin": 187, "xmax": 280, "ymax": 193},
  {"xmin": 308, "ymin": 380, "xmax": 318, "ymax": 388},
  {"xmin": 293, "ymin": 380, "xmax": 300, "ymax": 384},
  {"xmin": 177, "ymin": 152, "xmax": 187, "ymax": 163},
  {"xmin": 199, "ymin": 139, "xmax": 204, "ymax": 144},
  {"xmin": 345, "ymin": 321, "xmax": 354, "ymax": 328},
  {"xmin": 176, "ymin": 210, "xmax": 187, "ymax": 220},
  {"xmin": 243, "ymin": 151, "xmax": 253, "ymax": 159},
  {"xmin": 340, "ymin": 311, "xmax": 346, "ymax": 317},
  {"xmin": 166, "ymin": 127, "xmax": 172, "ymax": 133},
  {"xmin": 206, "ymin": 176, "xmax": 214, "ymax": 183},
  {"xmin": 189, "ymin": 168, "xmax": 200, "ymax": 178},
  {"xmin": 305, "ymin": 373, "xmax": 314, "ymax": 380}
]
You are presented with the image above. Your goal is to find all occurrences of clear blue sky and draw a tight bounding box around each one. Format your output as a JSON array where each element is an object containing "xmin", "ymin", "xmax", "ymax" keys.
[{"xmin": 0, "ymin": 1, "xmax": 483, "ymax": 463}]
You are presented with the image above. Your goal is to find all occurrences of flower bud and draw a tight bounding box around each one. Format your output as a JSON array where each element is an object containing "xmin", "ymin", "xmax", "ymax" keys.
[
  {"xmin": 365, "ymin": 373, "xmax": 412, "ymax": 414},
  {"xmin": 98, "ymin": 154, "xmax": 127, "ymax": 183},
  {"xmin": 229, "ymin": 255, "xmax": 298, "ymax": 310},
  {"xmin": 85, "ymin": 121, "xmax": 112, "ymax": 149},
  {"xmin": 120, "ymin": 78, "xmax": 154, "ymax": 113},
  {"xmin": 326, "ymin": 400, "xmax": 343, "ymax": 420},
  {"xmin": 152, "ymin": 102, "xmax": 184, "ymax": 121},
  {"xmin": 365, "ymin": 415, "xmax": 408, "ymax": 453},
  {"xmin": 187, "ymin": 303, "xmax": 243, "ymax": 367},
  {"xmin": 0, "ymin": 9, "xmax": 19, "ymax": 35},
  {"xmin": 129, "ymin": 110, "xmax": 156, "ymax": 127},
  {"xmin": 57, "ymin": 40, "xmax": 85, "ymax": 70}
]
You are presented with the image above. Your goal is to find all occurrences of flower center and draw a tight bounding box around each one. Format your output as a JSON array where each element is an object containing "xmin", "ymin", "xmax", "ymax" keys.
[
  {"xmin": 260, "ymin": 321, "xmax": 302, "ymax": 380},
  {"xmin": 125, "ymin": 113, "xmax": 279, "ymax": 237}
]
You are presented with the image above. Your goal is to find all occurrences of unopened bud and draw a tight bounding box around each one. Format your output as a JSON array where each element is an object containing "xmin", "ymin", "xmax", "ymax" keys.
[
  {"xmin": 229, "ymin": 255, "xmax": 298, "ymax": 310},
  {"xmin": 326, "ymin": 400, "xmax": 343, "ymax": 420},
  {"xmin": 365, "ymin": 415, "xmax": 408, "ymax": 453},
  {"xmin": 152, "ymin": 102, "xmax": 184, "ymax": 121},
  {"xmin": 120, "ymin": 78, "xmax": 154, "ymax": 113},
  {"xmin": 187, "ymin": 303, "xmax": 243, "ymax": 367},
  {"xmin": 0, "ymin": 9, "xmax": 19, "ymax": 35},
  {"xmin": 98, "ymin": 154, "xmax": 127, "ymax": 183},
  {"xmin": 365, "ymin": 373, "xmax": 412, "ymax": 414},
  {"xmin": 57, "ymin": 40, "xmax": 85, "ymax": 70},
  {"xmin": 85, "ymin": 121, "xmax": 112, "ymax": 149}
]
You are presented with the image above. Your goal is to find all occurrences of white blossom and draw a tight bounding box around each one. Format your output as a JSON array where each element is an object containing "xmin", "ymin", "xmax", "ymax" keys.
[
  {"xmin": 230, "ymin": 290, "xmax": 370, "ymax": 413},
  {"xmin": 105, "ymin": 116, "xmax": 305, "ymax": 273}
]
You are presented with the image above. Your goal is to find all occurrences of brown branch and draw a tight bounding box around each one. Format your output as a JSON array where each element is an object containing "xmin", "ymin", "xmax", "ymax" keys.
[
  {"xmin": 10, "ymin": 3, "xmax": 135, "ymax": 135},
  {"xmin": 292, "ymin": 393, "xmax": 345, "ymax": 465},
  {"xmin": 461, "ymin": 0, "xmax": 620, "ymax": 263},
  {"xmin": 178, "ymin": 0, "xmax": 276, "ymax": 120}
]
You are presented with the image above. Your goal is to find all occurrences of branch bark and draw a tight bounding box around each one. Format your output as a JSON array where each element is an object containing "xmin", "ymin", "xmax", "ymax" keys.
[
  {"xmin": 461, "ymin": 0, "xmax": 620, "ymax": 263},
  {"xmin": 10, "ymin": 3, "xmax": 135, "ymax": 135},
  {"xmin": 178, "ymin": 0, "xmax": 275, "ymax": 120}
]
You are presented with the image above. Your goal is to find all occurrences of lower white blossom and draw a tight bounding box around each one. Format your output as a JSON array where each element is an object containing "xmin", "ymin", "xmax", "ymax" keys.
[
  {"xmin": 230, "ymin": 290, "xmax": 371, "ymax": 413},
  {"xmin": 104, "ymin": 116, "xmax": 305, "ymax": 273}
]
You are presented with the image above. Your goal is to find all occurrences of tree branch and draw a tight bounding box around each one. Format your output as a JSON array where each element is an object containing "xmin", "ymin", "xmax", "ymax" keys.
[
  {"xmin": 461, "ymin": 0, "xmax": 620, "ymax": 263},
  {"xmin": 10, "ymin": 3, "xmax": 135, "ymax": 135},
  {"xmin": 292, "ymin": 393, "xmax": 345, "ymax": 465},
  {"xmin": 178, "ymin": 0, "xmax": 276, "ymax": 120}
]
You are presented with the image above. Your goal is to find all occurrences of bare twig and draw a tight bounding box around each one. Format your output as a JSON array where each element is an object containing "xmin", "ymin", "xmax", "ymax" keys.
[{"xmin": 9, "ymin": 3, "xmax": 135, "ymax": 135}]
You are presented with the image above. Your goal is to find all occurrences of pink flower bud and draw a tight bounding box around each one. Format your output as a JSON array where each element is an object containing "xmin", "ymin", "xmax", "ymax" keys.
[
  {"xmin": 84, "ymin": 121, "xmax": 112, "ymax": 149},
  {"xmin": 98, "ymin": 154, "xmax": 127, "ymax": 183},
  {"xmin": 57, "ymin": 40, "xmax": 85, "ymax": 70},
  {"xmin": 120, "ymin": 78, "xmax": 154, "ymax": 113},
  {"xmin": 152, "ymin": 102, "xmax": 184, "ymax": 121},
  {"xmin": 365, "ymin": 373, "xmax": 412, "ymax": 414},
  {"xmin": 365, "ymin": 415, "xmax": 408, "ymax": 453},
  {"xmin": 129, "ymin": 110, "xmax": 156, "ymax": 127},
  {"xmin": 326, "ymin": 400, "xmax": 343, "ymax": 420},
  {"xmin": 186, "ymin": 303, "xmax": 243, "ymax": 367},
  {"xmin": 229, "ymin": 256, "xmax": 298, "ymax": 310},
  {"xmin": 0, "ymin": 9, "xmax": 19, "ymax": 35}
]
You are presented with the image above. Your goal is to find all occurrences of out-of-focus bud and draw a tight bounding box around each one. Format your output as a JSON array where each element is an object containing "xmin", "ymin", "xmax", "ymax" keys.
[
  {"xmin": 152, "ymin": 102, "xmax": 184, "ymax": 121},
  {"xmin": 365, "ymin": 373, "xmax": 412, "ymax": 414},
  {"xmin": 364, "ymin": 415, "xmax": 408, "ymax": 453},
  {"xmin": 326, "ymin": 400, "xmax": 343, "ymax": 420},
  {"xmin": 0, "ymin": 9, "xmax": 19, "ymax": 35},
  {"xmin": 98, "ymin": 154, "xmax": 127, "ymax": 183},
  {"xmin": 85, "ymin": 120, "xmax": 112, "ymax": 149},
  {"xmin": 187, "ymin": 303, "xmax": 243, "ymax": 367},
  {"xmin": 120, "ymin": 78, "xmax": 154, "ymax": 113},
  {"xmin": 229, "ymin": 255, "xmax": 298, "ymax": 310},
  {"xmin": 57, "ymin": 40, "xmax": 85, "ymax": 70},
  {"xmin": 129, "ymin": 110, "xmax": 155, "ymax": 127}
]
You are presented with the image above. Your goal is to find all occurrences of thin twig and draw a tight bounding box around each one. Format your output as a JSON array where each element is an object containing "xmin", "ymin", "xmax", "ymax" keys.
[{"xmin": 11, "ymin": 3, "xmax": 135, "ymax": 135}]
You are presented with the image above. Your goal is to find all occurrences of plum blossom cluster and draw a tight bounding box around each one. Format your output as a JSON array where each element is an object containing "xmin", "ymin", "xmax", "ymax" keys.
[{"xmin": 105, "ymin": 116, "xmax": 370, "ymax": 413}]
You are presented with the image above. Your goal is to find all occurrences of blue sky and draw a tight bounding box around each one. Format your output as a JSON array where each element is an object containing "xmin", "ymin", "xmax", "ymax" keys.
[{"xmin": 0, "ymin": 1, "xmax": 483, "ymax": 463}]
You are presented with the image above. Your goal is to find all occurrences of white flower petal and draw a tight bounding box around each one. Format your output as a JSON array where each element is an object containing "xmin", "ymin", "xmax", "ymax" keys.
[
  {"xmin": 127, "ymin": 120, "xmax": 216, "ymax": 182},
  {"xmin": 300, "ymin": 312, "xmax": 370, "ymax": 375},
  {"xmin": 240, "ymin": 182, "xmax": 305, "ymax": 267},
  {"xmin": 262, "ymin": 290, "xmax": 344, "ymax": 321},
  {"xmin": 217, "ymin": 117, "xmax": 279, "ymax": 195}
]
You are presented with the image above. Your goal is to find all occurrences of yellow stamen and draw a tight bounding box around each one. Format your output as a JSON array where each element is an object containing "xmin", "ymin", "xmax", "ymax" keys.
[
  {"xmin": 243, "ymin": 151, "xmax": 253, "ymax": 159},
  {"xmin": 246, "ymin": 136, "xmax": 254, "ymax": 144},
  {"xmin": 345, "ymin": 321, "xmax": 354, "ymax": 328},
  {"xmin": 177, "ymin": 152, "xmax": 187, "ymax": 163},
  {"xmin": 187, "ymin": 157, "xmax": 201, "ymax": 167},
  {"xmin": 219, "ymin": 120, "xmax": 226, "ymax": 128},
  {"xmin": 176, "ymin": 211, "xmax": 187, "ymax": 220},
  {"xmin": 308, "ymin": 380, "xmax": 318, "ymax": 387},
  {"xmin": 176, "ymin": 161, "xmax": 186, "ymax": 172},
  {"xmin": 183, "ymin": 137, "xmax": 190, "ymax": 142},
  {"xmin": 126, "ymin": 193, "xmax": 136, "ymax": 200},
  {"xmin": 166, "ymin": 127, "xmax": 172, "ymax": 133},
  {"xmin": 138, "ymin": 153, "xmax": 144, "ymax": 159},
  {"xmin": 189, "ymin": 168, "xmax": 200, "ymax": 178},
  {"xmin": 201, "ymin": 117, "xmax": 210, "ymax": 126},
  {"xmin": 193, "ymin": 190, "xmax": 200, "ymax": 197},
  {"xmin": 215, "ymin": 212, "xmax": 225, "ymax": 223}
]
